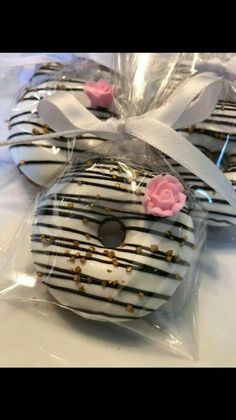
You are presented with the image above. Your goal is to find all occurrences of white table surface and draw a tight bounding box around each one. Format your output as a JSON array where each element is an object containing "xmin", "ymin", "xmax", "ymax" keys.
[{"xmin": 0, "ymin": 55, "xmax": 236, "ymax": 367}]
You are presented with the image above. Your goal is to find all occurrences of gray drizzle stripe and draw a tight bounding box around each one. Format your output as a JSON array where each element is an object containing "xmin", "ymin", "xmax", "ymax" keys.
[
  {"xmin": 35, "ymin": 209, "xmax": 193, "ymax": 247},
  {"xmin": 31, "ymin": 235, "xmax": 190, "ymax": 267},
  {"xmin": 57, "ymin": 178, "xmax": 146, "ymax": 194},
  {"xmin": 33, "ymin": 271, "xmax": 157, "ymax": 312},
  {"xmin": 32, "ymin": 225, "xmax": 189, "ymax": 261},
  {"xmin": 9, "ymin": 111, "xmax": 33, "ymax": 122},
  {"xmin": 32, "ymin": 248, "xmax": 182, "ymax": 279},
  {"xmin": 42, "ymin": 282, "xmax": 142, "ymax": 319},
  {"xmin": 37, "ymin": 202, "xmax": 194, "ymax": 232},
  {"xmin": 36, "ymin": 269, "xmax": 170, "ymax": 301}
]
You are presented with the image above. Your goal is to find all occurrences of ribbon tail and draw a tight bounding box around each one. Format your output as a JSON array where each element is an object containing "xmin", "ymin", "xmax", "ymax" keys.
[
  {"xmin": 126, "ymin": 117, "xmax": 236, "ymax": 209},
  {"xmin": 38, "ymin": 92, "xmax": 101, "ymax": 132}
]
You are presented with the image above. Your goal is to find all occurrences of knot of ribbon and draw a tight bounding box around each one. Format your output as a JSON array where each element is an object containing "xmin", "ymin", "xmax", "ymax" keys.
[{"xmin": 34, "ymin": 57, "xmax": 236, "ymax": 209}]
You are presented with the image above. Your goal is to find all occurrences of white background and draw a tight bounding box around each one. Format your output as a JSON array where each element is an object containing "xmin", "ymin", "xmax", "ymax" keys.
[{"xmin": 0, "ymin": 54, "xmax": 235, "ymax": 367}]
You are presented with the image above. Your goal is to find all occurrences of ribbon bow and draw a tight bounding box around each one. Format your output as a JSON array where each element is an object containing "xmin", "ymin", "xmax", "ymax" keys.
[{"xmin": 3, "ymin": 57, "xmax": 236, "ymax": 208}]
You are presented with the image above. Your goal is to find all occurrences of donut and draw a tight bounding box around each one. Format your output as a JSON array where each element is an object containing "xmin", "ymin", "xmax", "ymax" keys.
[
  {"xmin": 31, "ymin": 157, "xmax": 195, "ymax": 322},
  {"xmin": 163, "ymin": 60, "xmax": 236, "ymax": 226},
  {"xmin": 29, "ymin": 61, "xmax": 64, "ymax": 86},
  {"xmin": 176, "ymin": 100, "xmax": 236, "ymax": 226},
  {"xmin": 8, "ymin": 60, "xmax": 116, "ymax": 187}
]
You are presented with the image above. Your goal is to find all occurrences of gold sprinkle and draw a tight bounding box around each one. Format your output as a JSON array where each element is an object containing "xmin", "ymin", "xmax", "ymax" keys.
[
  {"xmin": 86, "ymin": 233, "xmax": 91, "ymax": 240},
  {"xmin": 165, "ymin": 230, "xmax": 174, "ymax": 239},
  {"xmin": 79, "ymin": 284, "xmax": 85, "ymax": 292},
  {"xmin": 103, "ymin": 250, "xmax": 109, "ymax": 256},
  {"xmin": 112, "ymin": 258, "xmax": 118, "ymax": 266},
  {"xmin": 65, "ymin": 249, "xmax": 70, "ymax": 255},
  {"xmin": 188, "ymin": 124, "xmax": 195, "ymax": 134},
  {"xmin": 57, "ymin": 83, "xmax": 66, "ymax": 89},
  {"xmin": 138, "ymin": 291, "xmax": 144, "ymax": 297},
  {"xmin": 136, "ymin": 246, "xmax": 142, "ymax": 254},
  {"xmin": 107, "ymin": 269, "xmax": 112, "ymax": 273},
  {"xmin": 87, "ymin": 276, "xmax": 92, "ymax": 283},
  {"xmin": 69, "ymin": 255, "xmax": 76, "ymax": 262},
  {"xmin": 166, "ymin": 250, "xmax": 173, "ymax": 256},
  {"xmin": 74, "ymin": 274, "xmax": 81, "ymax": 282},
  {"xmin": 73, "ymin": 241, "xmax": 80, "ymax": 247},
  {"xmin": 126, "ymin": 266, "xmax": 133, "ymax": 273},
  {"xmin": 80, "ymin": 257, "xmax": 86, "ymax": 264},
  {"xmin": 36, "ymin": 272, "xmax": 43, "ymax": 278},
  {"xmin": 105, "ymin": 207, "xmax": 111, "ymax": 212},
  {"xmin": 175, "ymin": 255, "xmax": 181, "ymax": 262},
  {"xmin": 74, "ymin": 266, "xmax": 81, "ymax": 273},
  {"xmin": 86, "ymin": 252, "xmax": 92, "ymax": 258},
  {"xmin": 88, "ymin": 246, "xmax": 95, "ymax": 253},
  {"xmin": 166, "ymin": 255, "xmax": 173, "ymax": 262},
  {"xmin": 150, "ymin": 244, "xmax": 159, "ymax": 252},
  {"xmin": 32, "ymin": 128, "xmax": 41, "ymax": 135},
  {"xmin": 107, "ymin": 296, "xmax": 113, "ymax": 302},
  {"xmin": 135, "ymin": 189, "xmax": 142, "ymax": 195},
  {"xmin": 67, "ymin": 202, "xmax": 74, "ymax": 208},
  {"xmin": 112, "ymin": 174, "xmax": 117, "ymax": 179},
  {"xmin": 115, "ymin": 183, "xmax": 121, "ymax": 189},
  {"xmin": 40, "ymin": 235, "xmax": 45, "ymax": 239},
  {"xmin": 108, "ymin": 250, "xmax": 115, "ymax": 259},
  {"xmin": 41, "ymin": 238, "xmax": 51, "ymax": 246},
  {"xmin": 96, "ymin": 194, "xmax": 100, "ymax": 199},
  {"xmin": 102, "ymin": 280, "xmax": 107, "ymax": 288},
  {"xmin": 77, "ymin": 180, "xmax": 83, "ymax": 186},
  {"xmin": 42, "ymin": 124, "xmax": 50, "ymax": 133},
  {"xmin": 89, "ymin": 203, "xmax": 94, "ymax": 207},
  {"xmin": 19, "ymin": 160, "xmax": 26, "ymax": 165},
  {"xmin": 86, "ymin": 160, "xmax": 93, "ymax": 166},
  {"xmin": 82, "ymin": 218, "xmax": 89, "ymax": 224},
  {"xmin": 75, "ymin": 252, "xmax": 80, "ymax": 257},
  {"xmin": 175, "ymin": 273, "xmax": 182, "ymax": 280},
  {"xmin": 126, "ymin": 304, "xmax": 134, "ymax": 313},
  {"xmin": 113, "ymin": 280, "xmax": 118, "ymax": 286}
]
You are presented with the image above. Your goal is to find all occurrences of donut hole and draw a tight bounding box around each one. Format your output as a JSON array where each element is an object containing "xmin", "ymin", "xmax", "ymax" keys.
[{"xmin": 98, "ymin": 218, "xmax": 126, "ymax": 248}]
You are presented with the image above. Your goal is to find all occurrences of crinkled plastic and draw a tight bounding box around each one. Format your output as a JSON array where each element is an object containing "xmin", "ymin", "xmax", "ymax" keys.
[{"xmin": 0, "ymin": 53, "xmax": 209, "ymax": 360}]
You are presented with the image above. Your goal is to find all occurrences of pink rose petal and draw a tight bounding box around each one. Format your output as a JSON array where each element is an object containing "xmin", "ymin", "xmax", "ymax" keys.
[
  {"xmin": 142, "ymin": 174, "xmax": 186, "ymax": 217},
  {"xmin": 84, "ymin": 79, "xmax": 114, "ymax": 108}
]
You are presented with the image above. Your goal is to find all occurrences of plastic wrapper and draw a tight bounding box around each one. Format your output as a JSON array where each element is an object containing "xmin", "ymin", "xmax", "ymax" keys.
[
  {"xmin": 6, "ymin": 56, "xmax": 116, "ymax": 187},
  {"xmin": 164, "ymin": 53, "xmax": 236, "ymax": 227},
  {"xmin": 1, "ymin": 53, "xmax": 208, "ymax": 360}
]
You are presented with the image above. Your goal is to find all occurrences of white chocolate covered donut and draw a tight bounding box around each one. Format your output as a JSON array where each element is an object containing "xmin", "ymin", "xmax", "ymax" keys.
[
  {"xmin": 165, "ymin": 61, "xmax": 236, "ymax": 226},
  {"xmin": 176, "ymin": 100, "xmax": 236, "ymax": 226},
  {"xmin": 32, "ymin": 158, "xmax": 195, "ymax": 321},
  {"xmin": 8, "ymin": 61, "xmax": 115, "ymax": 187}
]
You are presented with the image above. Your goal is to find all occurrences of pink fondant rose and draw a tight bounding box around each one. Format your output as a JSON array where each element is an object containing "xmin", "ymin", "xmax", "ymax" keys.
[
  {"xmin": 142, "ymin": 174, "xmax": 186, "ymax": 217},
  {"xmin": 84, "ymin": 79, "xmax": 114, "ymax": 108}
]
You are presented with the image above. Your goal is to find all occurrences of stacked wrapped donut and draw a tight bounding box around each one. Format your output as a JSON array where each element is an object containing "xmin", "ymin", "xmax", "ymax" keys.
[
  {"xmin": 8, "ymin": 59, "xmax": 116, "ymax": 186},
  {"xmin": 31, "ymin": 157, "xmax": 195, "ymax": 321}
]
